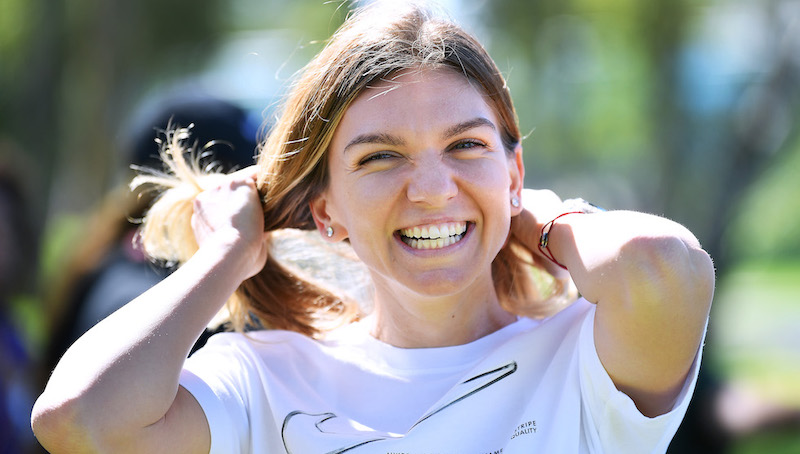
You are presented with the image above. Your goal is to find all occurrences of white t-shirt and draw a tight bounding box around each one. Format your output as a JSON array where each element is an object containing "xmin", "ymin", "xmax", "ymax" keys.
[{"xmin": 180, "ymin": 298, "xmax": 703, "ymax": 454}]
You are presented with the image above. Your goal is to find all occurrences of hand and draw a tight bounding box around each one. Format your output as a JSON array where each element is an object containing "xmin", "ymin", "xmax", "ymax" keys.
[
  {"xmin": 511, "ymin": 188, "xmax": 568, "ymax": 277},
  {"xmin": 512, "ymin": 188, "xmax": 562, "ymax": 246},
  {"xmin": 191, "ymin": 166, "xmax": 268, "ymax": 280}
]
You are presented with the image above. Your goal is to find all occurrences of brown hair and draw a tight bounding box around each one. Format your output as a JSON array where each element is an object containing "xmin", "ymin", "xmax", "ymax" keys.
[{"xmin": 134, "ymin": 1, "xmax": 570, "ymax": 338}]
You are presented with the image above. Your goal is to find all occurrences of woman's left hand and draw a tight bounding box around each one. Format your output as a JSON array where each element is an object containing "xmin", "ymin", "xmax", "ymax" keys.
[{"xmin": 510, "ymin": 188, "xmax": 568, "ymax": 277}]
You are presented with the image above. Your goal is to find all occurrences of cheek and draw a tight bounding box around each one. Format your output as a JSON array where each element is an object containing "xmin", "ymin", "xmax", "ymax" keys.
[
  {"xmin": 455, "ymin": 158, "xmax": 515, "ymax": 233},
  {"xmin": 337, "ymin": 175, "xmax": 404, "ymax": 226},
  {"xmin": 351, "ymin": 173, "xmax": 403, "ymax": 204},
  {"xmin": 453, "ymin": 157, "xmax": 512, "ymax": 195},
  {"xmin": 333, "ymin": 173, "xmax": 402, "ymax": 239}
]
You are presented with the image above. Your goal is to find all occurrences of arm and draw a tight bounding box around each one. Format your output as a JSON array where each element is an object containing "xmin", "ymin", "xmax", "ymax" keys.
[
  {"xmin": 515, "ymin": 189, "xmax": 715, "ymax": 417},
  {"xmin": 31, "ymin": 170, "xmax": 268, "ymax": 453}
]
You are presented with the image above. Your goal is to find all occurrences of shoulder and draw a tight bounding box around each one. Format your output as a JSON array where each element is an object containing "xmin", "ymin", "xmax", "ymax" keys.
[
  {"xmin": 195, "ymin": 329, "xmax": 319, "ymax": 357},
  {"xmin": 188, "ymin": 328, "xmax": 342, "ymax": 375},
  {"xmin": 478, "ymin": 298, "xmax": 594, "ymax": 366},
  {"xmin": 529, "ymin": 298, "xmax": 595, "ymax": 339}
]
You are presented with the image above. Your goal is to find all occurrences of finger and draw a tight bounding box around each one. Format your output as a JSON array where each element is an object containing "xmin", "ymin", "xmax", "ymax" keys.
[
  {"xmin": 229, "ymin": 165, "xmax": 259, "ymax": 182},
  {"xmin": 521, "ymin": 189, "xmax": 562, "ymax": 224}
]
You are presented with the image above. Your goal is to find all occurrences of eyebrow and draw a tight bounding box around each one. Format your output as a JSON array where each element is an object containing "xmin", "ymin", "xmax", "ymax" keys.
[
  {"xmin": 343, "ymin": 117, "xmax": 497, "ymax": 153},
  {"xmin": 344, "ymin": 132, "xmax": 405, "ymax": 154},
  {"xmin": 442, "ymin": 117, "xmax": 497, "ymax": 140}
]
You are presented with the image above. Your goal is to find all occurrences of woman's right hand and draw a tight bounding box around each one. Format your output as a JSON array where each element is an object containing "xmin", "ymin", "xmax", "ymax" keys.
[
  {"xmin": 32, "ymin": 168, "xmax": 267, "ymax": 454},
  {"xmin": 191, "ymin": 166, "xmax": 269, "ymax": 281}
]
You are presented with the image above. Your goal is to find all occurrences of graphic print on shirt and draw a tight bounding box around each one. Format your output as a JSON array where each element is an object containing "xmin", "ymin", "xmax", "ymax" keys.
[{"xmin": 281, "ymin": 361, "xmax": 518, "ymax": 453}]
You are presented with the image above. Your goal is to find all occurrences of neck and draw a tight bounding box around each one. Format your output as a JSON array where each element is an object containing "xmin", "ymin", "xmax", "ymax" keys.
[{"xmin": 367, "ymin": 279, "xmax": 517, "ymax": 348}]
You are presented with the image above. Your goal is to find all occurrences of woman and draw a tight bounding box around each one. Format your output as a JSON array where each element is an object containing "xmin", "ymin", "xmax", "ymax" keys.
[{"xmin": 31, "ymin": 2, "xmax": 714, "ymax": 453}]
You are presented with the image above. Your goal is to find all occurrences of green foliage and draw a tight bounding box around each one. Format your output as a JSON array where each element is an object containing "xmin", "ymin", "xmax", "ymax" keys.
[
  {"xmin": 483, "ymin": 0, "xmax": 664, "ymax": 192},
  {"xmin": 0, "ymin": 0, "xmax": 33, "ymax": 74},
  {"xmin": 733, "ymin": 430, "xmax": 800, "ymax": 454},
  {"xmin": 710, "ymin": 260, "xmax": 800, "ymax": 453},
  {"xmin": 725, "ymin": 138, "xmax": 800, "ymax": 260},
  {"xmin": 711, "ymin": 260, "xmax": 800, "ymax": 400}
]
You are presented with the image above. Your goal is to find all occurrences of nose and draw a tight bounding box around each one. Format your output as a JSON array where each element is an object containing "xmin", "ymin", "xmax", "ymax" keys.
[{"xmin": 406, "ymin": 155, "xmax": 458, "ymax": 206}]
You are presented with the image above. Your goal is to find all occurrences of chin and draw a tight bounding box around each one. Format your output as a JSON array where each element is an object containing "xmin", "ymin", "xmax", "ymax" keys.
[{"xmin": 399, "ymin": 269, "xmax": 492, "ymax": 299}]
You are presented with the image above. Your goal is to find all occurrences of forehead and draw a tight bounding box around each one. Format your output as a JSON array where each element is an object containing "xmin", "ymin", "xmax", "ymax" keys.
[
  {"xmin": 360, "ymin": 67, "xmax": 479, "ymax": 100},
  {"xmin": 335, "ymin": 68, "xmax": 497, "ymax": 138}
]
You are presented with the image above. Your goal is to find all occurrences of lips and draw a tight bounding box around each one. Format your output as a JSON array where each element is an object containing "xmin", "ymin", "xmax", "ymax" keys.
[{"xmin": 398, "ymin": 221, "xmax": 468, "ymax": 250}]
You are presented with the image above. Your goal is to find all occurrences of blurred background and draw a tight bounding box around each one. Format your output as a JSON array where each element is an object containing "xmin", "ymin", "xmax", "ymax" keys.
[{"xmin": 1, "ymin": 0, "xmax": 798, "ymax": 452}]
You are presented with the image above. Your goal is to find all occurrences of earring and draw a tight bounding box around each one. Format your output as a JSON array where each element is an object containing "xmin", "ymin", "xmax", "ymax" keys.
[
  {"xmin": 511, "ymin": 197, "xmax": 520, "ymax": 208},
  {"xmin": 325, "ymin": 226, "xmax": 334, "ymax": 238}
]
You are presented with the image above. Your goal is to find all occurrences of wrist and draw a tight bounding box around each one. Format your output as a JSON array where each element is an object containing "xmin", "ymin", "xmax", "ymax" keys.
[
  {"xmin": 537, "ymin": 199, "xmax": 604, "ymax": 270},
  {"xmin": 197, "ymin": 231, "xmax": 266, "ymax": 282},
  {"xmin": 538, "ymin": 212, "xmax": 583, "ymax": 270}
]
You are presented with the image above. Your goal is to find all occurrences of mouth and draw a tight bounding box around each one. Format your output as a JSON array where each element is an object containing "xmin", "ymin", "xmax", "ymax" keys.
[{"xmin": 398, "ymin": 221, "xmax": 469, "ymax": 250}]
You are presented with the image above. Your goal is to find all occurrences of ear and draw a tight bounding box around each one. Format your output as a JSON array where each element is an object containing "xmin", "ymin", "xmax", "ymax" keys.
[
  {"xmin": 509, "ymin": 144, "xmax": 525, "ymax": 216},
  {"xmin": 309, "ymin": 191, "xmax": 348, "ymax": 241}
]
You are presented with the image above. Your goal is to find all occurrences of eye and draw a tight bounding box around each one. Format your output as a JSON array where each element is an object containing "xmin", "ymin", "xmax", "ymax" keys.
[
  {"xmin": 358, "ymin": 151, "xmax": 397, "ymax": 165},
  {"xmin": 451, "ymin": 139, "xmax": 486, "ymax": 151}
]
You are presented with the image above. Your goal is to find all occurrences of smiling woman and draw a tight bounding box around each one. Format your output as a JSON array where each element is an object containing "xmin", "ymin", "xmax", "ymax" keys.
[
  {"xmin": 31, "ymin": 1, "xmax": 714, "ymax": 453},
  {"xmin": 315, "ymin": 69, "xmax": 523, "ymax": 339}
]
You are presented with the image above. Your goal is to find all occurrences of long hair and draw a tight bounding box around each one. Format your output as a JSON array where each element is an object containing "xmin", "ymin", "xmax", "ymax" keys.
[{"xmin": 134, "ymin": 1, "xmax": 572, "ymax": 338}]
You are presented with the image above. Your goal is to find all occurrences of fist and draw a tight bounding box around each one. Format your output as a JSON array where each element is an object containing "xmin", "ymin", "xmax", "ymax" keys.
[{"xmin": 191, "ymin": 167, "xmax": 268, "ymax": 279}]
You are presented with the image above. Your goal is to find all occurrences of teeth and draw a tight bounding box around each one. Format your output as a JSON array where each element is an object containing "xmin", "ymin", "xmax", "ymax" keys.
[
  {"xmin": 400, "ymin": 222, "xmax": 467, "ymax": 240},
  {"xmin": 399, "ymin": 222, "xmax": 467, "ymax": 250}
]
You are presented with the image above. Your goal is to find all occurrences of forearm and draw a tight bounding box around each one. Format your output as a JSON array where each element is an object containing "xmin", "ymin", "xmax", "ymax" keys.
[
  {"xmin": 546, "ymin": 210, "xmax": 712, "ymax": 307},
  {"xmin": 32, "ymin": 239, "xmax": 248, "ymax": 449}
]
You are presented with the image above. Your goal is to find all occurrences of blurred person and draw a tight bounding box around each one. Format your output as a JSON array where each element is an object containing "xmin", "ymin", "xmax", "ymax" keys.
[
  {"xmin": 40, "ymin": 95, "xmax": 259, "ymax": 381},
  {"xmin": 32, "ymin": 2, "xmax": 714, "ymax": 453},
  {"xmin": 0, "ymin": 157, "xmax": 39, "ymax": 453}
]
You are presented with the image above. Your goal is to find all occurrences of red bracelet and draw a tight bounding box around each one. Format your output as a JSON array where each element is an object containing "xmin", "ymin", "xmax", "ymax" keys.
[{"xmin": 537, "ymin": 211, "xmax": 584, "ymax": 270}]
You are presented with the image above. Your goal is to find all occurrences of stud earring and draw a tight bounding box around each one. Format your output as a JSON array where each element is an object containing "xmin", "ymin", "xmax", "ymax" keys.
[
  {"xmin": 325, "ymin": 226, "xmax": 334, "ymax": 238},
  {"xmin": 511, "ymin": 197, "xmax": 520, "ymax": 208}
]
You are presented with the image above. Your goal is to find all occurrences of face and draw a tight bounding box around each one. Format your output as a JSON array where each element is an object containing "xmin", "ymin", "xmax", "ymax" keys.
[{"xmin": 311, "ymin": 68, "xmax": 524, "ymax": 301}]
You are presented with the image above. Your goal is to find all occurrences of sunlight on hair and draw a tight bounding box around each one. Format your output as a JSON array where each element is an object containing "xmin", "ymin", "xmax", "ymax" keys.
[
  {"xmin": 129, "ymin": 124, "xmax": 224, "ymax": 265},
  {"xmin": 270, "ymin": 229, "xmax": 374, "ymax": 317}
]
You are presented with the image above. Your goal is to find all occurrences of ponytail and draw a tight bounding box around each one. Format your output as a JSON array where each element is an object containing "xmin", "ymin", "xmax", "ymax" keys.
[
  {"xmin": 131, "ymin": 125, "xmax": 207, "ymax": 265},
  {"xmin": 132, "ymin": 125, "xmax": 360, "ymax": 337}
]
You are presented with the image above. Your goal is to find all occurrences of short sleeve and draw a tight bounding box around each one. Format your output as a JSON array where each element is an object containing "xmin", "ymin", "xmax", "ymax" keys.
[
  {"xmin": 179, "ymin": 337, "xmax": 251, "ymax": 454},
  {"xmin": 577, "ymin": 305, "xmax": 705, "ymax": 453}
]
